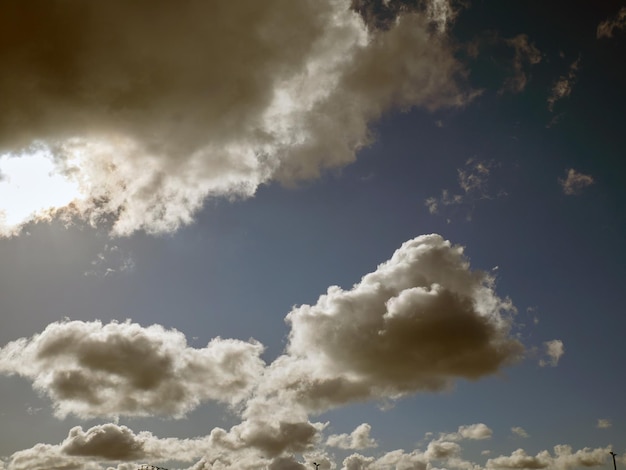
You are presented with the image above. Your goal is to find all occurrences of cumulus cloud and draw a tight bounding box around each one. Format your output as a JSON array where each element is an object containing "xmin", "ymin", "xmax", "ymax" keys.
[
  {"xmin": 0, "ymin": 234, "xmax": 529, "ymax": 464},
  {"xmin": 425, "ymin": 159, "xmax": 505, "ymax": 220},
  {"xmin": 597, "ymin": 7, "xmax": 626, "ymax": 39},
  {"xmin": 0, "ymin": 0, "xmax": 471, "ymax": 237},
  {"xmin": 487, "ymin": 445, "xmax": 610, "ymax": 470},
  {"xmin": 596, "ymin": 419, "xmax": 611, "ymax": 429},
  {"xmin": 511, "ymin": 427, "xmax": 529, "ymax": 438},
  {"xmin": 559, "ymin": 169, "xmax": 595, "ymax": 195},
  {"xmin": 440, "ymin": 423, "xmax": 493, "ymax": 442},
  {"xmin": 0, "ymin": 320, "xmax": 265, "ymax": 418},
  {"xmin": 539, "ymin": 340, "xmax": 564, "ymax": 367},
  {"xmin": 327, "ymin": 423, "xmax": 377, "ymax": 450},
  {"xmin": 548, "ymin": 58, "xmax": 580, "ymax": 111},
  {"xmin": 2, "ymin": 423, "xmax": 209, "ymax": 470},
  {"xmin": 274, "ymin": 234, "xmax": 523, "ymax": 414}
]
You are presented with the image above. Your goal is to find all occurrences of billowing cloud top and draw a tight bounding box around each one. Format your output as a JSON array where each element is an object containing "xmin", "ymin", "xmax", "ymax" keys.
[
  {"xmin": 0, "ymin": 0, "xmax": 470, "ymax": 237},
  {"xmin": 0, "ymin": 320, "xmax": 265, "ymax": 418}
]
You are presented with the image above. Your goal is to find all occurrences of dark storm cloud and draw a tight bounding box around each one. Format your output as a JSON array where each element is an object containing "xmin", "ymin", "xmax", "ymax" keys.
[{"xmin": 0, "ymin": 0, "xmax": 471, "ymax": 236}]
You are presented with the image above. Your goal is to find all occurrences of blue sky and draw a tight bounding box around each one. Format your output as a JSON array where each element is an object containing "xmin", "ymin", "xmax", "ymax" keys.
[{"xmin": 0, "ymin": 1, "xmax": 625, "ymax": 469}]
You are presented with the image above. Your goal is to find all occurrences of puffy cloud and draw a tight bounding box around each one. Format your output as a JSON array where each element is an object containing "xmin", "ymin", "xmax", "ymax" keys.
[
  {"xmin": 539, "ymin": 340, "xmax": 564, "ymax": 367},
  {"xmin": 511, "ymin": 427, "xmax": 529, "ymax": 438},
  {"xmin": 281, "ymin": 234, "xmax": 522, "ymax": 410},
  {"xmin": 559, "ymin": 169, "xmax": 594, "ymax": 195},
  {"xmin": 487, "ymin": 446, "xmax": 610, "ymax": 470},
  {"xmin": 327, "ymin": 423, "xmax": 377, "ymax": 450},
  {"xmin": 0, "ymin": 0, "xmax": 470, "ymax": 237},
  {"xmin": 440, "ymin": 423, "xmax": 493, "ymax": 442},
  {"xmin": 500, "ymin": 34, "xmax": 542, "ymax": 94},
  {"xmin": 3, "ymin": 423, "xmax": 209, "ymax": 470},
  {"xmin": 596, "ymin": 419, "xmax": 611, "ymax": 429},
  {"xmin": 0, "ymin": 320, "xmax": 265, "ymax": 418},
  {"xmin": 597, "ymin": 7, "xmax": 626, "ymax": 39},
  {"xmin": 548, "ymin": 58, "xmax": 581, "ymax": 111}
]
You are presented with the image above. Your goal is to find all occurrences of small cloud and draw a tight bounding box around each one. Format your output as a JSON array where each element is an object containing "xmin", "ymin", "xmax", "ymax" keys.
[
  {"xmin": 548, "ymin": 58, "xmax": 580, "ymax": 111},
  {"xmin": 511, "ymin": 427, "xmax": 529, "ymax": 438},
  {"xmin": 539, "ymin": 339, "xmax": 564, "ymax": 367},
  {"xmin": 559, "ymin": 168, "xmax": 594, "ymax": 195},
  {"xmin": 596, "ymin": 419, "xmax": 612, "ymax": 429},
  {"xmin": 84, "ymin": 244, "xmax": 135, "ymax": 278},
  {"xmin": 597, "ymin": 7, "xmax": 626, "ymax": 39},
  {"xmin": 500, "ymin": 34, "xmax": 542, "ymax": 94},
  {"xmin": 326, "ymin": 423, "xmax": 377, "ymax": 450},
  {"xmin": 425, "ymin": 159, "xmax": 506, "ymax": 221}
]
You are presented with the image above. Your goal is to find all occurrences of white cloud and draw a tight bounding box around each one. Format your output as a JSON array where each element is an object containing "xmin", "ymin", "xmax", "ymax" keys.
[
  {"xmin": 0, "ymin": 320, "xmax": 265, "ymax": 418},
  {"xmin": 511, "ymin": 427, "xmax": 529, "ymax": 438},
  {"xmin": 597, "ymin": 7, "xmax": 626, "ymax": 39},
  {"xmin": 539, "ymin": 339, "xmax": 564, "ymax": 368},
  {"xmin": 596, "ymin": 419, "xmax": 611, "ymax": 429},
  {"xmin": 0, "ymin": 0, "xmax": 471, "ymax": 238},
  {"xmin": 440, "ymin": 423, "xmax": 493, "ymax": 442},
  {"xmin": 559, "ymin": 169, "xmax": 594, "ymax": 195},
  {"xmin": 327, "ymin": 423, "xmax": 377, "ymax": 450}
]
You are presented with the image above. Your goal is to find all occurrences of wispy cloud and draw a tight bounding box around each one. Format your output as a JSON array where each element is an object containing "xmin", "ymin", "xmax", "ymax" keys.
[
  {"xmin": 548, "ymin": 58, "xmax": 581, "ymax": 111},
  {"xmin": 597, "ymin": 7, "xmax": 626, "ymax": 39},
  {"xmin": 500, "ymin": 34, "xmax": 542, "ymax": 94},
  {"xmin": 559, "ymin": 169, "xmax": 595, "ymax": 195},
  {"xmin": 511, "ymin": 427, "xmax": 529, "ymax": 438},
  {"xmin": 596, "ymin": 419, "xmax": 612, "ymax": 429},
  {"xmin": 84, "ymin": 244, "xmax": 135, "ymax": 277},
  {"xmin": 425, "ymin": 159, "xmax": 506, "ymax": 221}
]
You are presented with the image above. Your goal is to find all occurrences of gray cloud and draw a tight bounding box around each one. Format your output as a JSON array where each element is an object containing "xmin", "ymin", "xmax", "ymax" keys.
[
  {"xmin": 559, "ymin": 169, "xmax": 594, "ymax": 195},
  {"xmin": 0, "ymin": 320, "xmax": 265, "ymax": 418},
  {"xmin": 596, "ymin": 419, "xmax": 611, "ymax": 429},
  {"xmin": 597, "ymin": 7, "xmax": 626, "ymax": 39},
  {"xmin": 511, "ymin": 427, "xmax": 529, "ymax": 438},
  {"xmin": 0, "ymin": 0, "xmax": 470, "ymax": 237}
]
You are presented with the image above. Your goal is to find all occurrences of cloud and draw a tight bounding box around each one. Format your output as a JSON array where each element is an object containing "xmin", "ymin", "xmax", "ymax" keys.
[
  {"xmin": 84, "ymin": 244, "xmax": 135, "ymax": 277},
  {"xmin": 500, "ymin": 34, "xmax": 542, "ymax": 94},
  {"xmin": 327, "ymin": 423, "xmax": 377, "ymax": 450},
  {"xmin": 548, "ymin": 58, "xmax": 580, "ymax": 111},
  {"xmin": 596, "ymin": 419, "xmax": 611, "ymax": 429},
  {"xmin": 487, "ymin": 445, "xmax": 610, "ymax": 470},
  {"xmin": 0, "ymin": 0, "xmax": 471, "ymax": 238},
  {"xmin": 425, "ymin": 159, "xmax": 505, "ymax": 220},
  {"xmin": 511, "ymin": 427, "xmax": 529, "ymax": 438},
  {"xmin": 0, "ymin": 320, "xmax": 265, "ymax": 418},
  {"xmin": 0, "ymin": 235, "xmax": 529, "ymax": 464},
  {"xmin": 597, "ymin": 7, "xmax": 626, "ymax": 39},
  {"xmin": 539, "ymin": 340, "xmax": 564, "ymax": 368},
  {"xmin": 559, "ymin": 169, "xmax": 594, "ymax": 195},
  {"xmin": 440, "ymin": 423, "xmax": 493, "ymax": 441},
  {"xmin": 2, "ymin": 423, "xmax": 209, "ymax": 470}
]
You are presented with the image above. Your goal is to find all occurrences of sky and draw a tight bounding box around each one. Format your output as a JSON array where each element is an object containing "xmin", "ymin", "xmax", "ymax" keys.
[{"xmin": 0, "ymin": 0, "xmax": 625, "ymax": 469}]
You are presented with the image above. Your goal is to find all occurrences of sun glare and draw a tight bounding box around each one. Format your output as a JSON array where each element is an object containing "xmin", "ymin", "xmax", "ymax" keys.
[{"xmin": 0, "ymin": 148, "xmax": 83, "ymax": 234}]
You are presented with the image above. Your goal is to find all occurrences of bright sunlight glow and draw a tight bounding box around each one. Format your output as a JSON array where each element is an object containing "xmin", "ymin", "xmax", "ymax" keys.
[{"xmin": 0, "ymin": 148, "xmax": 83, "ymax": 235}]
